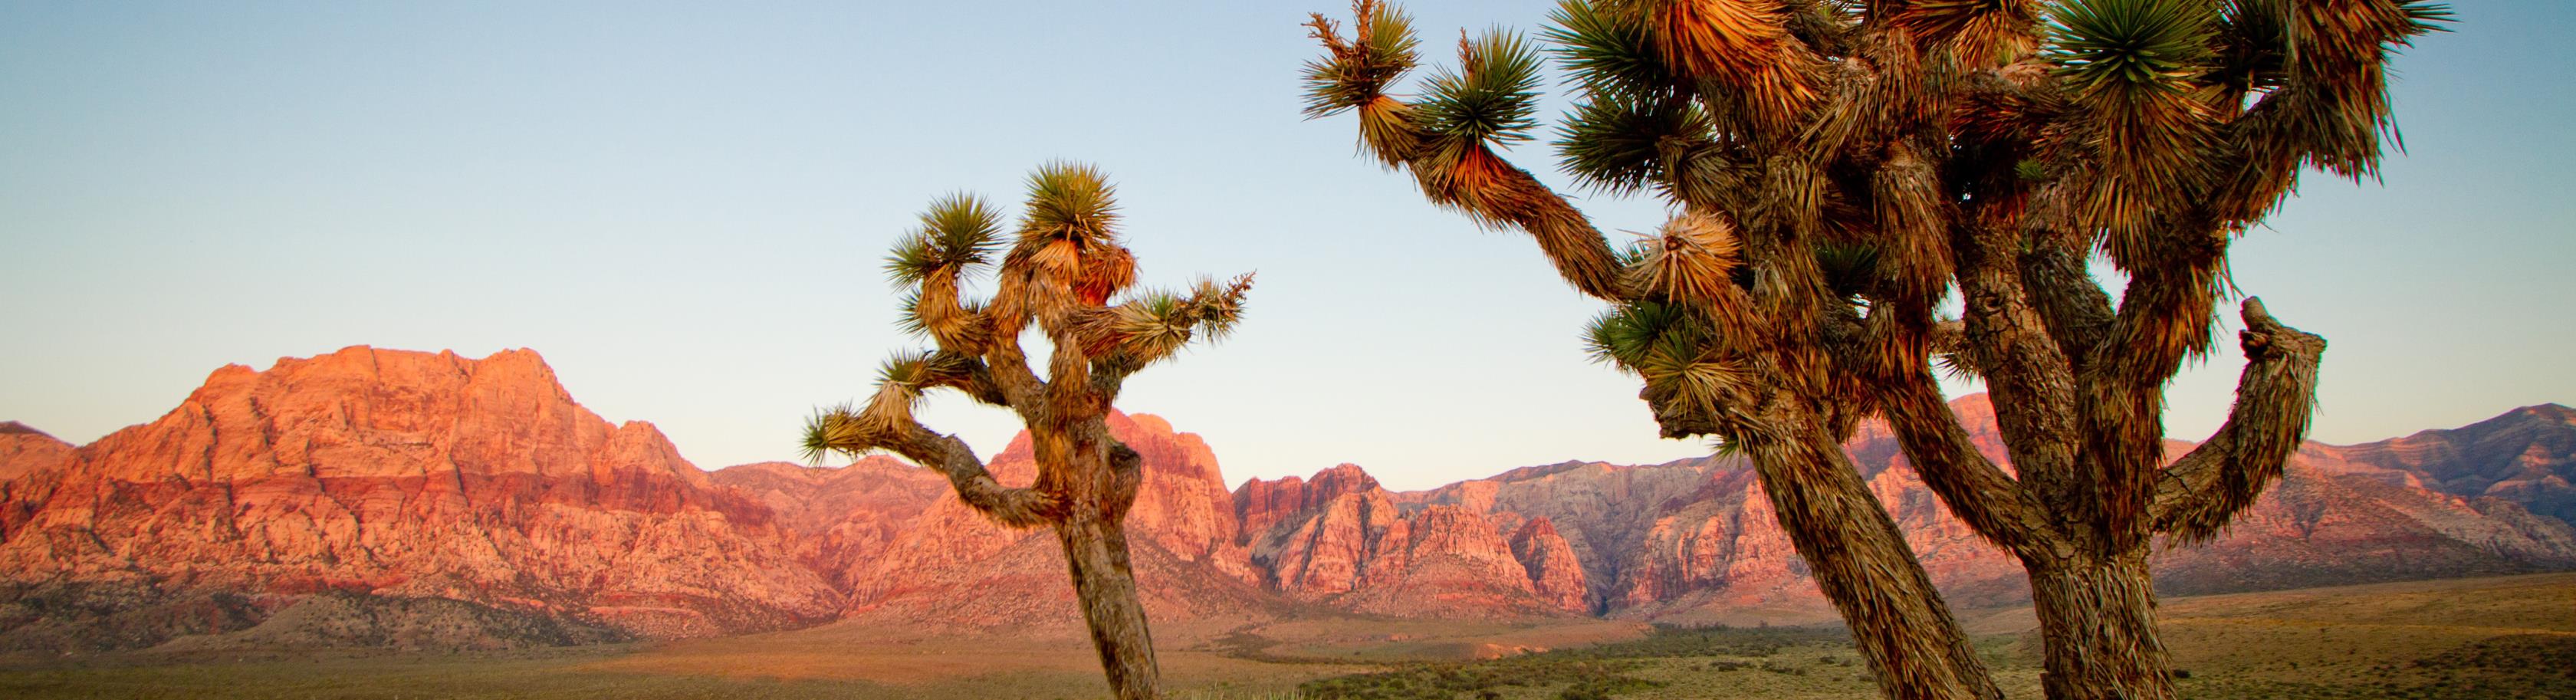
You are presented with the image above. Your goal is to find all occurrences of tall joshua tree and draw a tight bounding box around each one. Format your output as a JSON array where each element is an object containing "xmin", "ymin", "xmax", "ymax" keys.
[
  {"xmin": 801, "ymin": 162, "xmax": 1251, "ymax": 700},
  {"xmin": 1302, "ymin": 2, "xmax": 2440, "ymax": 699}
]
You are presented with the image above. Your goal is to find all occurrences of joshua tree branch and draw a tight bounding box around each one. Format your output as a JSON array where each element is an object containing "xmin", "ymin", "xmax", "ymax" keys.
[
  {"xmin": 2016, "ymin": 236, "xmax": 2114, "ymax": 370},
  {"xmin": 2080, "ymin": 225, "xmax": 2228, "ymax": 547},
  {"xmin": 2149, "ymin": 297, "xmax": 2326, "ymax": 543},
  {"xmin": 1103, "ymin": 442, "xmax": 1143, "ymax": 520},
  {"xmin": 1045, "ymin": 325, "xmax": 1100, "ymax": 418},
  {"xmin": 981, "ymin": 332, "xmax": 1048, "ymax": 411},
  {"xmin": 937, "ymin": 353, "xmax": 1014, "ymax": 407},
  {"xmin": 1949, "ymin": 212, "xmax": 2088, "ymax": 519},
  {"xmin": 1882, "ymin": 366, "xmax": 2061, "ymax": 557},
  {"xmin": 877, "ymin": 419, "xmax": 1061, "ymax": 528},
  {"xmin": 1304, "ymin": 5, "xmax": 1624, "ymax": 302}
]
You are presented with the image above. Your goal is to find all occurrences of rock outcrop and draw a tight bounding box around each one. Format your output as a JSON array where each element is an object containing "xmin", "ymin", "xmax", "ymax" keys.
[
  {"xmin": 1507, "ymin": 518, "xmax": 1588, "ymax": 611},
  {"xmin": 2307, "ymin": 403, "xmax": 2576, "ymax": 526},
  {"xmin": 808, "ymin": 411, "xmax": 1275, "ymax": 630},
  {"xmin": 0, "ymin": 347, "xmax": 838, "ymax": 651}
]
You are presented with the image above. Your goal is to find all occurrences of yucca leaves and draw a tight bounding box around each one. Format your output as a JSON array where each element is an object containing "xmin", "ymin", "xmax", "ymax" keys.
[
  {"xmin": 1895, "ymin": 0, "xmax": 2041, "ymax": 67},
  {"xmin": 1303, "ymin": 0, "xmax": 1421, "ymax": 118},
  {"xmin": 799, "ymin": 404, "xmax": 865, "ymax": 465},
  {"xmin": 1020, "ymin": 161, "xmax": 1121, "ymax": 247},
  {"xmin": 1079, "ymin": 273, "xmax": 1256, "ymax": 368},
  {"xmin": 2044, "ymin": 0, "xmax": 2220, "ymax": 238},
  {"xmin": 1419, "ymin": 29, "xmax": 1546, "ymax": 146},
  {"xmin": 1546, "ymin": 0, "xmax": 1675, "ymax": 100},
  {"xmin": 886, "ymin": 194, "xmax": 1004, "ymax": 287},
  {"xmin": 1628, "ymin": 0, "xmax": 1824, "ymax": 131},
  {"xmin": 1621, "ymin": 211, "xmax": 1743, "ymax": 303},
  {"xmin": 2047, "ymin": 0, "xmax": 2214, "ymax": 95},
  {"xmin": 1556, "ymin": 92, "xmax": 1708, "ymax": 195},
  {"xmin": 1584, "ymin": 299, "xmax": 1747, "ymax": 438},
  {"xmin": 1186, "ymin": 274, "xmax": 1254, "ymax": 342},
  {"xmin": 1584, "ymin": 299, "xmax": 1691, "ymax": 370}
]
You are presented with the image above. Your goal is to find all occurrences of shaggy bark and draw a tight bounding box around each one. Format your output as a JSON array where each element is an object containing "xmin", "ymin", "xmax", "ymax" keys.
[
  {"xmin": 1058, "ymin": 513, "xmax": 1160, "ymax": 700},
  {"xmin": 1898, "ymin": 298, "xmax": 2328, "ymax": 700},
  {"xmin": 1301, "ymin": 2, "xmax": 2418, "ymax": 698},
  {"xmin": 2028, "ymin": 552, "xmax": 2172, "ymax": 700},
  {"xmin": 808, "ymin": 166, "xmax": 1254, "ymax": 700},
  {"xmin": 1300, "ymin": 5, "xmax": 2010, "ymax": 698},
  {"xmin": 1746, "ymin": 403, "xmax": 2006, "ymax": 700}
]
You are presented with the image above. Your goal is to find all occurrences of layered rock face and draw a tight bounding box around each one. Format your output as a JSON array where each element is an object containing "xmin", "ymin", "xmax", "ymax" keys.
[
  {"xmin": 798, "ymin": 411, "xmax": 1278, "ymax": 630},
  {"xmin": 2307, "ymin": 403, "xmax": 2576, "ymax": 526},
  {"xmin": 0, "ymin": 347, "xmax": 838, "ymax": 650},
  {"xmin": 1234, "ymin": 465, "xmax": 1588, "ymax": 616},
  {"xmin": 1362, "ymin": 394, "xmax": 2576, "ymax": 623}
]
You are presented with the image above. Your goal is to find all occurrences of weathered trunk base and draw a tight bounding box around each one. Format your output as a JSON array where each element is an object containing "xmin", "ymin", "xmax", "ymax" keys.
[
  {"xmin": 1751, "ymin": 431, "xmax": 2005, "ymax": 700},
  {"xmin": 2029, "ymin": 551, "xmax": 2174, "ymax": 700},
  {"xmin": 1056, "ymin": 515, "xmax": 1162, "ymax": 700}
]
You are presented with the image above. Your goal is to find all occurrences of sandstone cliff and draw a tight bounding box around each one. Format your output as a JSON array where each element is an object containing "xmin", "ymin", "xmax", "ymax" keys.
[{"xmin": 0, "ymin": 347, "xmax": 838, "ymax": 651}]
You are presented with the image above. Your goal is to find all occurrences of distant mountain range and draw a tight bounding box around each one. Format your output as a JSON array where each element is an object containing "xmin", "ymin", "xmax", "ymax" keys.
[{"xmin": 2, "ymin": 347, "xmax": 2571, "ymax": 653}]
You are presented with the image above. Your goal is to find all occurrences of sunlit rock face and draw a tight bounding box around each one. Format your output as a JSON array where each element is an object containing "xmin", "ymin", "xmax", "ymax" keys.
[{"xmin": 0, "ymin": 347, "xmax": 839, "ymax": 650}]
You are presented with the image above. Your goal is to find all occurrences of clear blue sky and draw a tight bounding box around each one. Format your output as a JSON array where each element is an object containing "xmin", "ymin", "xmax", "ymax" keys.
[{"xmin": 3, "ymin": 2, "xmax": 2567, "ymax": 491}]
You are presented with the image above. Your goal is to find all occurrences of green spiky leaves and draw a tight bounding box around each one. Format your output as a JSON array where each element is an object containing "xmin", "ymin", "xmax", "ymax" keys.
[
  {"xmin": 1081, "ymin": 273, "xmax": 1256, "ymax": 369},
  {"xmin": 799, "ymin": 403, "xmax": 863, "ymax": 465},
  {"xmin": 1020, "ymin": 161, "xmax": 1121, "ymax": 247},
  {"xmin": 1584, "ymin": 300, "xmax": 1746, "ymax": 439},
  {"xmin": 1419, "ymin": 29, "xmax": 1546, "ymax": 146},
  {"xmin": 1545, "ymin": 0, "xmax": 1674, "ymax": 101},
  {"xmin": 1184, "ymin": 274, "xmax": 1254, "ymax": 343},
  {"xmin": 2048, "ymin": 0, "xmax": 2215, "ymax": 95},
  {"xmin": 800, "ymin": 350, "xmax": 980, "ymax": 464},
  {"xmin": 2045, "ymin": 0, "xmax": 2220, "ymax": 241},
  {"xmin": 886, "ymin": 193, "xmax": 1005, "ymax": 287},
  {"xmin": 1303, "ymin": 0, "xmax": 1422, "ymax": 118},
  {"xmin": 1556, "ymin": 93, "xmax": 1710, "ymax": 196}
]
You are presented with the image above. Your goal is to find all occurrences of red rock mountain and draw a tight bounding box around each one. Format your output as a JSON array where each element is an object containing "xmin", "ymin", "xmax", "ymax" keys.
[
  {"xmin": 2302, "ymin": 403, "xmax": 2576, "ymax": 525},
  {"xmin": 4, "ymin": 347, "xmax": 2571, "ymax": 650},
  {"xmin": 0, "ymin": 347, "xmax": 838, "ymax": 651}
]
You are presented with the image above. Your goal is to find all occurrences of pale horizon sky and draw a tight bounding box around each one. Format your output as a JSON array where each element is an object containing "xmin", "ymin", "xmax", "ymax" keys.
[{"xmin": 5, "ymin": 2, "xmax": 2569, "ymax": 491}]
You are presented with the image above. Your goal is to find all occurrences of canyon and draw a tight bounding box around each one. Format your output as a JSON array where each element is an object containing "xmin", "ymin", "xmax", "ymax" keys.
[{"xmin": 2, "ymin": 347, "xmax": 2571, "ymax": 652}]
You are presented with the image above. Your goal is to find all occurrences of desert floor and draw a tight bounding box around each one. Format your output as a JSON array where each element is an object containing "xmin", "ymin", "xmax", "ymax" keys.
[{"xmin": 2, "ymin": 572, "xmax": 2568, "ymax": 700}]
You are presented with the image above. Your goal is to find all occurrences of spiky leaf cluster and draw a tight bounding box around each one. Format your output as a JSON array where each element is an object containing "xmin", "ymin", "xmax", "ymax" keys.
[
  {"xmin": 1082, "ymin": 273, "xmax": 1256, "ymax": 368},
  {"xmin": 1418, "ymin": 29, "xmax": 1546, "ymax": 146},
  {"xmin": 1020, "ymin": 161, "xmax": 1122, "ymax": 248},
  {"xmin": 1303, "ymin": 0, "xmax": 1421, "ymax": 118},
  {"xmin": 805, "ymin": 163, "xmax": 1251, "ymax": 465},
  {"xmin": 886, "ymin": 193, "xmax": 1004, "ymax": 286},
  {"xmin": 1556, "ymin": 94, "xmax": 1708, "ymax": 196},
  {"xmin": 1545, "ymin": 0, "xmax": 1677, "ymax": 101},
  {"xmin": 1585, "ymin": 300, "xmax": 1746, "ymax": 436}
]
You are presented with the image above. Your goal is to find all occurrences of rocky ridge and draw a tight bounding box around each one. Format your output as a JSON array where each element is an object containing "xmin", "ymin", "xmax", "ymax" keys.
[{"xmin": 4, "ymin": 347, "xmax": 2571, "ymax": 651}]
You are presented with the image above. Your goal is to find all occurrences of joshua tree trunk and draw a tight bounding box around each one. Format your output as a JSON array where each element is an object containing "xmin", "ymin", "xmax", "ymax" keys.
[
  {"xmin": 1057, "ymin": 513, "xmax": 1162, "ymax": 700},
  {"xmin": 803, "ymin": 163, "xmax": 1254, "ymax": 700},
  {"xmin": 1299, "ymin": 2, "xmax": 2428, "ymax": 698},
  {"xmin": 1748, "ymin": 420, "xmax": 2004, "ymax": 700},
  {"xmin": 2026, "ymin": 551, "xmax": 2170, "ymax": 700}
]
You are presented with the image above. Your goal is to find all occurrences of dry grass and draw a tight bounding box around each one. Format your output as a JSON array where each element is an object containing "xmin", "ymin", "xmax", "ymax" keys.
[{"xmin": 1, "ymin": 573, "xmax": 2567, "ymax": 699}]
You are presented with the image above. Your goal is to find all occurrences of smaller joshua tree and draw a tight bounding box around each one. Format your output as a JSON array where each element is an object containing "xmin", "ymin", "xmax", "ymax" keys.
[{"xmin": 800, "ymin": 162, "xmax": 1250, "ymax": 700}]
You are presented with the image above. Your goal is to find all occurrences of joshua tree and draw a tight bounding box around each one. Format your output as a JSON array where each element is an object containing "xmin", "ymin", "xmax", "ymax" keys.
[
  {"xmin": 1301, "ymin": 2, "xmax": 2440, "ymax": 699},
  {"xmin": 801, "ymin": 162, "xmax": 1251, "ymax": 700}
]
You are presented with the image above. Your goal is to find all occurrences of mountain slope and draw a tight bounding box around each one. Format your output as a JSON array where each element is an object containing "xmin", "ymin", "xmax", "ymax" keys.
[
  {"xmin": 0, "ymin": 347, "xmax": 837, "ymax": 651},
  {"xmin": 2307, "ymin": 403, "xmax": 2576, "ymax": 525}
]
